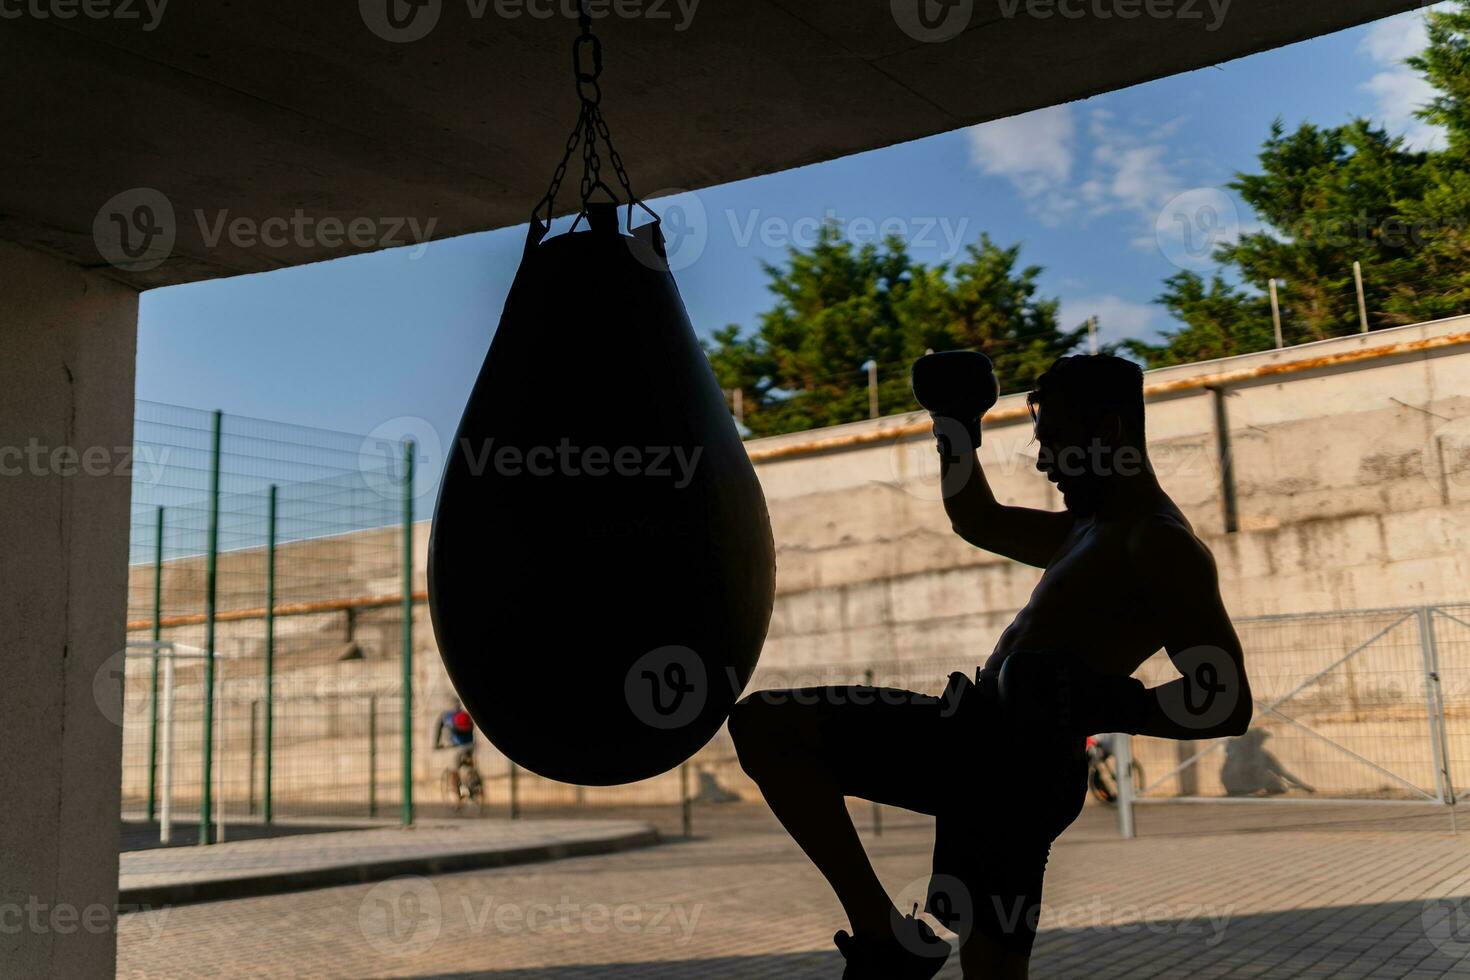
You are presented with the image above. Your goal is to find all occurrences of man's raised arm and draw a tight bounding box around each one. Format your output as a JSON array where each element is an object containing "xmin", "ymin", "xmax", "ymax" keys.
[
  {"xmin": 911, "ymin": 350, "xmax": 1073, "ymax": 569},
  {"xmin": 1131, "ymin": 519, "xmax": 1253, "ymax": 740},
  {"xmin": 940, "ymin": 445, "xmax": 1074, "ymax": 569}
]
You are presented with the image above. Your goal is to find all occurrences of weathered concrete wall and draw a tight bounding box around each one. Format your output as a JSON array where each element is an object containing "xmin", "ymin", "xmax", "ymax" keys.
[
  {"xmin": 749, "ymin": 317, "xmax": 1470, "ymax": 675},
  {"xmin": 1, "ymin": 242, "xmax": 137, "ymax": 979}
]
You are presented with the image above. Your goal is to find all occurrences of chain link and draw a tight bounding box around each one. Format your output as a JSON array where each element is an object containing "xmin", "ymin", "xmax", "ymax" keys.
[{"xmin": 532, "ymin": 6, "xmax": 644, "ymax": 224}]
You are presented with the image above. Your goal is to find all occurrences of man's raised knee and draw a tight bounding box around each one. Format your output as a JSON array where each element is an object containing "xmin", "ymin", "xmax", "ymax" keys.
[{"xmin": 728, "ymin": 692, "xmax": 798, "ymax": 780}]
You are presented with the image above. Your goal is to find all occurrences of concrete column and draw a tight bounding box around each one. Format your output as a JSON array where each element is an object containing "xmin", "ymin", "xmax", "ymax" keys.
[{"xmin": 0, "ymin": 242, "xmax": 137, "ymax": 978}]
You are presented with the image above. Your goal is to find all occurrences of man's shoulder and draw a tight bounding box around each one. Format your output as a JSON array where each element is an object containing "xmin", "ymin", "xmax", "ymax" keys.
[{"xmin": 1123, "ymin": 509, "xmax": 1213, "ymax": 570}]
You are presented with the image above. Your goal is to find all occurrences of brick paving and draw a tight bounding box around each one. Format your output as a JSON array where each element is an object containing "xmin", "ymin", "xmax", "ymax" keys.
[{"xmin": 117, "ymin": 802, "xmax": 1470, "ymax": 979}]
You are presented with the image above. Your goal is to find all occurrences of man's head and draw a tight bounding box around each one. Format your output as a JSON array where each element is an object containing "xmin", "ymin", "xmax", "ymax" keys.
[{"xmin": 1027, "ymin": 354, "xmax": 1147, "ymax": 515}]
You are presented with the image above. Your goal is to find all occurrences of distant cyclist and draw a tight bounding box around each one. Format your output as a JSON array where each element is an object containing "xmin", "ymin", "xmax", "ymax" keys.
[{"xmin": 434, "ymin": 701, "xmax": 478, "ymax": 804}]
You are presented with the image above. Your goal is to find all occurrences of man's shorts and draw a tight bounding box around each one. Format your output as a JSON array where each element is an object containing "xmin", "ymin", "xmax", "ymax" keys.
[{"xmin": 780, "ymin": 673, "xmax": 1088, "ymax": 955}]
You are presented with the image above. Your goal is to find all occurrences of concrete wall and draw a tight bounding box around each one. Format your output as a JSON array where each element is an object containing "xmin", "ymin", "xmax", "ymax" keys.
[
  {"xmin": 751, "ymin": 317, "xmax": 1470, "ymax": 674},
  {"xmin": 1, "ymin": 242, "xmax": 138, "ymax": 978}
]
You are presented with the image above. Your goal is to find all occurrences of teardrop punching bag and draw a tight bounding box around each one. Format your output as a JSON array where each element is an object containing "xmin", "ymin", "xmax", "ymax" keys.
[{"xmin": 428, "ymin": 21, "xmax": 775, "ymax": 787}]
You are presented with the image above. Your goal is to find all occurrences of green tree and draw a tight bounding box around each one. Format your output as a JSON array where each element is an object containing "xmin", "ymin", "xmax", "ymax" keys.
[
  {"xmin": 703, "ymin": 223, "xmax": 1083, "ymax": 438},
  {"xmin": 1135, "ymin": 1, "xmax": 1470, "ymax": 367}
]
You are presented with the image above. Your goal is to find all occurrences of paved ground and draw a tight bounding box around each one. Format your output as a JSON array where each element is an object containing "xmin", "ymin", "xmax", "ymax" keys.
[
  {"xmin": 121, "ymin": 819, "xmax": 360, "ymax": 852},
  {"xmin": 120, "ymin": 819, "xmax": 659, "ymax": 907},
  {"xmin": 116, "ymin": 801, "xmax": 1470, "ymax": 978}
]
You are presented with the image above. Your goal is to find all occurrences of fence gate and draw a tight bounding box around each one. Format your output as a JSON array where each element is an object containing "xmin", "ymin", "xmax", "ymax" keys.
[{"xmin": 1130, "ymin": 607, "xmax": 1453, "ymax": 807}]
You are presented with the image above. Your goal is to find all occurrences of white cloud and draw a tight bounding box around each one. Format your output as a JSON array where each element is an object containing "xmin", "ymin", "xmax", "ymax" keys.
[
  {"xmin": 1058, "ymin": 294, "xmax": 1163, "ymax": 346},
  {"xmin": 1359, "ymin": 6, "xmax": 1451, "ymax": 152},
  {"xmin": 1094, "ymin": 142, "xmax": 1181, "ymax": 216},
  {"xmin": 967, "ymin": 105, "xmax": 1078, "ymax": 224},
  {"xmin": 968, "ymin": 105, "xmax": 1186, "ymax": 240}
]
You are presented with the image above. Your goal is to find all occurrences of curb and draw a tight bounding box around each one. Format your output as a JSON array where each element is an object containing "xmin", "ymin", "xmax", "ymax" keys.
[{"xmin": 119, "ymin": 826, "xmax": 662, "ymax": 908}]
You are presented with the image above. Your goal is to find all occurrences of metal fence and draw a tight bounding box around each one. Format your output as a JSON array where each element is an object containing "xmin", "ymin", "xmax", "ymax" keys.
[
  {"xmin": 122, "ymin": 402, "xmax": 421, "ymax": 840},
  {"xmin": 1126, "ymin": 605, "xmax": 1462, "ymax": 825}
]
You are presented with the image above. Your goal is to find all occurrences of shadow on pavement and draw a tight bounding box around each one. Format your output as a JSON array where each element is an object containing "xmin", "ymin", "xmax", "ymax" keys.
[
  {"xmin": 401, "ymin": 898, "xmax": 1470, "ymax": 980},
  {"xmin": 120, "ymin": 819, "xmax": 357, "ymax": 852}
]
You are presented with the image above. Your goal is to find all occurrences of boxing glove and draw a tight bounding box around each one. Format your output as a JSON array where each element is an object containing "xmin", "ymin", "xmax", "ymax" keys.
[
  {"xmin": 911, "ymin": 351, "xmax": 1000, "ymax": 455},
  {"xmin": 997, "ymin": 649, "xmax": 1151, "ymax": 737}
]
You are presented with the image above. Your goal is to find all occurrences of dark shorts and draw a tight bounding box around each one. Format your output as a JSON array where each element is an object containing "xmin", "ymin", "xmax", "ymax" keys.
[{"xmin": 759, "ymin": 674, "xmax": 1087, "ymax": 955}]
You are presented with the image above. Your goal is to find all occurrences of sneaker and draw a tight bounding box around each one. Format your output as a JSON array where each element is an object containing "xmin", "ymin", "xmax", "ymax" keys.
[{"xmin": 833, "ymin": 907, "xmax": 951, "ymax": 979}]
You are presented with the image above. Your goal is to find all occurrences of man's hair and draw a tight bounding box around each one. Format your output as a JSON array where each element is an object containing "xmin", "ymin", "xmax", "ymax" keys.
[{"xmin": 1026, "ymin": 354, "xmax": 1145, "ymax": 437}]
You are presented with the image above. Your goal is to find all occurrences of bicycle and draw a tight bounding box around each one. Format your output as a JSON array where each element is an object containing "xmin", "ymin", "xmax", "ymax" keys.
[
  {"xmin": 1086, "ymin": 735, "xmax": 1143, "ymax": 805},
  {"xmin": 439, "ymin": 750, "xmax": 485, "ymax": 814}
]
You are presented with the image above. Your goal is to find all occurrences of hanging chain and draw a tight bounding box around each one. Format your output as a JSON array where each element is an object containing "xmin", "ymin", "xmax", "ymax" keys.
[{"xmin": 533, "ymin": 1, "xmax": 644, "ymax": 225}]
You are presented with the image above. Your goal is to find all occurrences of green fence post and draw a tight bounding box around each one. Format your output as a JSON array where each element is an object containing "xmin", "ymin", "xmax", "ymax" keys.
[
  {"xmin": 680, "ymin": 763, "xmax": 692, "ymax": 838},
  {"xmin": 264, "ymin": 484, "xmax": 277, "ymax": 824},
  {"xmin": 369, "ymin": 694, "xmax": 378, "ymax": 818},
  {"xmin": 200, "ymin": 409, "xmax": 222, "ymax": 845},
  {"xmin": 401, "ymin": 440, "xmax": 415, "ymax": 826},
  {"xmin": 146, "ymin": 505, "xmax": 164, "ymax": 823},
  {"xmin": 248, "ymin": 700, "xmax": 259, "ymax": 816}
]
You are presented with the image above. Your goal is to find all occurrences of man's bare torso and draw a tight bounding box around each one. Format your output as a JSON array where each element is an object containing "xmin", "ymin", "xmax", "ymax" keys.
[{"xmin": 982, "ymin": 501, "xmax": 1196, "ymax": 679}]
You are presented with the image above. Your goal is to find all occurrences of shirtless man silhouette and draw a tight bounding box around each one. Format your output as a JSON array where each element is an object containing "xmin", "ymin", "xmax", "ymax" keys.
[{"xmin": 730, "ymin": 353, "xmax": 1253, "ymax": 979}]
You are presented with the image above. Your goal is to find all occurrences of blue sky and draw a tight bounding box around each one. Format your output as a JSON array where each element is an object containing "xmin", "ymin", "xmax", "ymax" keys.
[{"xmin": 138, "ymin": 6, "xmax": 1449, "ymax": 450}]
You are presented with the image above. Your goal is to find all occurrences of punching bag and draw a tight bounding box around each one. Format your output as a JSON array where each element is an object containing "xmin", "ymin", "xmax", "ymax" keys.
[{"xmin": 429, "ymin": 198, "xmax": 776, "ymax": 785}]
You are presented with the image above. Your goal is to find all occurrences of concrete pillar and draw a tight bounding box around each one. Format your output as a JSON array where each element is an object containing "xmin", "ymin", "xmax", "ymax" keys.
[{"xmin": 0, "ymin": 242, "xmax": 137, "ymax": 978}]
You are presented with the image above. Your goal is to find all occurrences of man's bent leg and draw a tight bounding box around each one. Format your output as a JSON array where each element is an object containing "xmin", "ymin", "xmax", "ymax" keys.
[{"xmin": 730, "ymin": 687, "xmax": 943, "ymax": 939}]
